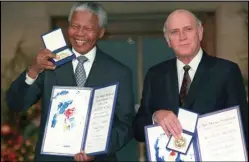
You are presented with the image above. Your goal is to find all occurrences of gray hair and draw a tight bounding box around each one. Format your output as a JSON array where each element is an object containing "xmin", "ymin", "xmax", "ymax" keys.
[
  {"xmin": 163, "ymin": 16, "xmax": 202, "ymax": 33},
  {"xmin": 68, "ymin": 2, "xmax": 108, "ymax": 28}
]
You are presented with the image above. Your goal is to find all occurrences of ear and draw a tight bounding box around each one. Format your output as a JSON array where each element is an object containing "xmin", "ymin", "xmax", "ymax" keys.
[
  {"xmin": 98, "ymin": 28, "xmax": 106, "ymax": 39},
  {"xmin": 165, "ymin": 33, "xmax": 171, "ymax": 47},
  {"xmin": 198, "ymin": 25, "xmax": 204, "ymax": 41}
]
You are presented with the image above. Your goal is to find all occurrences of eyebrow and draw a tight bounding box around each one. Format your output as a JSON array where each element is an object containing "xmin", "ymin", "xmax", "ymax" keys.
[{"xmin": 170, "ymin": 25, "xmax": 193, "ymax": 31}]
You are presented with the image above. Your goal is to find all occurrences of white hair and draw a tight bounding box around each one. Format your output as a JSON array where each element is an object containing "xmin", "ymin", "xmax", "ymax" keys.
[
  {"xmin": 163, "ymin": 18, "xmax": 202, "ymax": 33},
  {"xmin": 68, "ymin": 2, "xmax": 108, "ymax": 28}
]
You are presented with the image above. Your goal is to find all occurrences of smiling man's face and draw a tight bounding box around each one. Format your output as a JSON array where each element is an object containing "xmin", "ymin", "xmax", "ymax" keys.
[{"xmin": 68, "ymin": 10, "xmax": 105, "ymax": 54}]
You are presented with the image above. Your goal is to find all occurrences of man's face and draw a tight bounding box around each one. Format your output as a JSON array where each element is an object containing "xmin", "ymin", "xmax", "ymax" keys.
[
  {"xmin": 68, "ymin": 10, "xmax": 105, "ymax": 54},
  {"xmin": 165, "ymin": 12, "xmax": 203, "ymax": 58}
]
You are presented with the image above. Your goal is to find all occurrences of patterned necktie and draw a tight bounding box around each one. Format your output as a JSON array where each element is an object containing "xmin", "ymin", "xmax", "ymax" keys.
[
  {"xmin": 179, "ymin": 65, "xmax": 191, "ymax": 106},
  {"xmin": 75, "ymin": 56, "xmax": 88, "ymax": 87}
]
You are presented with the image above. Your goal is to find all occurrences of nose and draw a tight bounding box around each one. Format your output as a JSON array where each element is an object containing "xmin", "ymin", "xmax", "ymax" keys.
[
  {"xmin": 179, "ymin": 31, "xmax": 187, "ymax": 41},
  {"xmin": 76, "ymin": 27, "xmax": 86, "ymax": 36}
]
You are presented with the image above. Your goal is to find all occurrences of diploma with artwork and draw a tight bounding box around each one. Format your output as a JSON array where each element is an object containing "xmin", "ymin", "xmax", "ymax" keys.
[
  {"xmin": 40, "ymin": 83, "xmax": 119, "ymax": 156},
  {"xmin": 144, "ymin": 106, "xmax": 248, "ymax": 161},
  {"xmin": 144, "ymin": 125, "xmax": 197, "ymax": 162}
]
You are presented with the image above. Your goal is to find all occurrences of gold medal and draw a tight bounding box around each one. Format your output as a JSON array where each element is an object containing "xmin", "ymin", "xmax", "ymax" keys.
[
  {"xmin": 55, "ymin": 53, "xmax": 69, "ymax": 60},
  {"xmin": 174, "ymin": 136, "xmax": 186, "ymax": 149}
]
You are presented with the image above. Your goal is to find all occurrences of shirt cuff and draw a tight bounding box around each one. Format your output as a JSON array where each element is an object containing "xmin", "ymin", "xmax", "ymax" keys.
[{"xmin": 25, "ymin": 73, "xmax": 38, "ymax": 85}]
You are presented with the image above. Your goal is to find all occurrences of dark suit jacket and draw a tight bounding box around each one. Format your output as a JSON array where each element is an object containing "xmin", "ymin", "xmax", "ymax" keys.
[
  {"xmin": 6, "ymin": 47, "xmax": 135, "ymax": 162},
  {"xmin": 133, "ymin": 52, "xmax": 248, "ymax": 146}
]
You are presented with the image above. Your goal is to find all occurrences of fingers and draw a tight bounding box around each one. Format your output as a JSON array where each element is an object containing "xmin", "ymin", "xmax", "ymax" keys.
[
  {"xmin": 173, "ymin": 117, "xmax": 182, "ymax": 136},
  {"xmin": 74, "ymin": 153, "xmax": 79, "ymax": 161},
  {"xmin": 164, "ymin": 118, "xmax": 182, "ymax": 139},
  {"xmin": 41, "ymin": 62, "xmax": 56, "ymax": 70},
  {"xmin": 74, "ymin": 152, "xmax": 84, "ymax": 162},
  {"xmin": 39, "ymin": 49, "xmax": 57, "ymax": 60},
  {"xmin": 35, "ymin": 48, "xmax": 57, "ymax": 70},
  {"xmin": 159, "ymin": 120, "xmax": 171, "ymax": 137},
  {"xmin": 156, "ymin": 110, "xmax": 182, "ymax": 139},
  {"xmin": 83, "ymin": 153, "xmax": 93, "ymax": 161},
  {"xmin": 74, "ymin": 151, "xmax": 94, "ymax": 162}
]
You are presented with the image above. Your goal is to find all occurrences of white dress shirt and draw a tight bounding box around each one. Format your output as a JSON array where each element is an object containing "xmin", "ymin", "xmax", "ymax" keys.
[
  {"xmin": 25, "ymin": 46, "xmax": 96, "ymax": 85},
  {"xmin": 72, "ymin": 46, "xmax": 96, "ymax": 78},
  {"xmin": 152, "ymin": 48, "xmax": 203, "ymax": 123},
  {"xmin": 177, "ymin": 48, "xmax": 203, "ymax": 92}
]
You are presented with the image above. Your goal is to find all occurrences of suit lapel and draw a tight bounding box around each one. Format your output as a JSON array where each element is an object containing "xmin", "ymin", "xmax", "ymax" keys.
[
  {"xmin": 167, "ymin": 58, "xmax": 179, "ymax": 109},
  {"xmin": 184, "ymin": 52, "xmax": 212, "ymax": 109},
  {"xmin": 84, "ymin": 49, "xmax": 107, "ymax": 87},
  {"xmin": 54, "ymin": 48, "xmax": 107, "ymax": 87},
  {"xmin": 54, "ymin": 61, "xmax": 77, "ymax": 86}
]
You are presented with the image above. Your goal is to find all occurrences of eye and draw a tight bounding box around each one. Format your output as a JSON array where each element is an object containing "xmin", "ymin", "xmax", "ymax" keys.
[
  {"xmin": 186, "ymin": 27, "xmax": 192, "ymax": 31},
  {"xmin": 70, "ymin": 24, "xmax": 78, "ymax": 29},
  {"xmin": 170, "ymin": 30, "xmax": 178, "ymax": 34},
  {"xmin": 84, "ymin": 27, "xmax": 94, "ymax": 32}
]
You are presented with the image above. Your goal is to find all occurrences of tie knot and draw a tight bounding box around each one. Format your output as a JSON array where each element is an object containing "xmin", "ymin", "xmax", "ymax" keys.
[
  {"xmin": 77, "ymin": 56, "xmax": 88, "ymax": 63},
  {"xmin": 183, "ymin": 65, "xmax": 191, "ymax": 72}
]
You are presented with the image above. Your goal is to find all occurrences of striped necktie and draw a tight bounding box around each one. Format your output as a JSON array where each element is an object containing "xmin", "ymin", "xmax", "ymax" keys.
[
  {"xmin": 75, "ymin": 56, "xmax": 88, "ymax": 87},
  {"xmin": 179, "ymin": 65, "xmax": 191, "ymax": 106}
]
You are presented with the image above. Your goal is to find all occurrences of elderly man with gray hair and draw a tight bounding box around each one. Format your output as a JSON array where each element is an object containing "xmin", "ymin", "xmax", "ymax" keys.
[
  {"xmin": 133, "ymin": 9, "xmax": 248, "ymax": 152},
  {"xmin": 6, "ymin": 2, "xmax": 135, "ymax": 162}
]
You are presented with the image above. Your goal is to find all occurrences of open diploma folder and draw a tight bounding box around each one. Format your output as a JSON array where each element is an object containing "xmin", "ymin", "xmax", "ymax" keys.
[
  {"xmin": 145, "ymin": 125, "xmax": 197, "ymax": 161},
  {"xmin": 40, "ymin": 83, "xmax": 119, "ymax": 156},
  {"xmin": 41, "ymin": 28, "xmax": 76, "ymax": 66},
  {"xmin": 195, "ymin": 106, "xmax": 248, "ymax": 161}
]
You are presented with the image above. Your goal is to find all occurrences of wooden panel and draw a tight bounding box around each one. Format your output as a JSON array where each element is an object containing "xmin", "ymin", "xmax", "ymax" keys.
[
  {"xmin": 50, "ymin": 12, "xmax": 215, "ymax": 41},
  {"xmin": 201, "ymin": 13, "xmax": 216, "ymax": 56}
]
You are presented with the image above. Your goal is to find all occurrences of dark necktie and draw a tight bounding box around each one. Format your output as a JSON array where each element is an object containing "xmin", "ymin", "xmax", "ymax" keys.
[
  {"xmin": 75, "ymin": 56, "xmax": 88, "ymax": 87},
  {"xmin": 179, "ymin": 65, "xmax": 191, "ymax": 106}
]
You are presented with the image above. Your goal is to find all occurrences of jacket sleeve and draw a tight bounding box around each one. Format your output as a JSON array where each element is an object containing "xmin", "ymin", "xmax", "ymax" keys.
[
  {"xmin": 105, "ymin": 68, "xmax": 136, "ymax": 154},
  {"xmin": 132, "ymin": 69, "xmax": 154, "ymax": 142},
  {"xmin": 224, "ymin": 63, "xmax": 248, "ymax": 147},
  {"xmin": 5, "ymin": 69, "xmax": 44, "ymax": 112}
]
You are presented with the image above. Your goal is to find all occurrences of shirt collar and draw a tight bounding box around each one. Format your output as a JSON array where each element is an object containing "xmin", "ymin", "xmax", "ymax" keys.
[
  {"xmin": 72, "ymin": 46, "xmax": 96, "ymax": 63},
  {"xmin": 177, "ymin": 48, "xmax": 203, "ymax": 72}
]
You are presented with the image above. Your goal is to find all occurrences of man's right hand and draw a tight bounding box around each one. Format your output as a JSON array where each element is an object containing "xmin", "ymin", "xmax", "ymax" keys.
[
  {"xmin": 154, "ymin": 110, "xmax": 182, "ymax": 139},
  {"xmin": 74, "ymin": 151, "xmax": 94, "ymax": 162},
  {"xmin": 28, "ymin": 49, "xmax": 57, "ymax": 79}
]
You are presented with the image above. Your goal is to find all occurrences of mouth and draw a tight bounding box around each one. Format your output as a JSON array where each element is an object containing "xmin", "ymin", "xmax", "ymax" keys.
[
  {"xmin": 181, "ymin": 44, "xmax": 189, "ymax": 46},
  {"xmin": 180, "ymin": 44, "xmax": 190, "ymax": 48},
  {"xmin": 75, "ymin": 39, "xmax": 88, "ymax": 46}
]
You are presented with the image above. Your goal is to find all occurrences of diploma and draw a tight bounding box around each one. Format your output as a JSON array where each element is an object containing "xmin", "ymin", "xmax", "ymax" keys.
[
  {"xmin": 41, "ymin": 83, "xmax": 119, "ymax": 157},
  {"xmin": 195, "ymin": 106, "xmax": 248, "ymax": 161},
  {"xmin": 83, "ymin": 85, "xmax": 118, "ymax": 155},
  {"xmin": 41, "ymin": 28, "xmax": 76, "ymax": 66}
]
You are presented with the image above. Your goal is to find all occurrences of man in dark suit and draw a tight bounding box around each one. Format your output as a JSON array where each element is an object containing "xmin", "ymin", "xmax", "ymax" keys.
[
  {"xmin": 6, "ymin": 2, "xmax": 135, "ymax": 162},
  {"xmin": 133, "ymin": 9, "xmax": 248, "ymax": 146}
]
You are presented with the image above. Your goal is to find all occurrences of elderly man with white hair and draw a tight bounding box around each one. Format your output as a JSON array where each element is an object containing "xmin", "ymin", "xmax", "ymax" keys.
[{"xmin": 133, "ymin": 9, "xmax": 248, "ymax": 156}]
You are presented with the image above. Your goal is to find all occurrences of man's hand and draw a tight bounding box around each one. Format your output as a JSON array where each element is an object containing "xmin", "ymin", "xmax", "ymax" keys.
[
  {"xmin": 154, "ymin": 110, "xmax": 182, "ymax": 139},
  {"xmin": 74, "ymin": 151, "xmax": 94, "ymax": 162},
  {"xmin": 28, "ymin": 49, "xmax": 58, "ymax": 79}
]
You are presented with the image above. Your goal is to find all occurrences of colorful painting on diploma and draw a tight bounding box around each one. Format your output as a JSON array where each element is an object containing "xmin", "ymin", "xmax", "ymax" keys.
[
  {"xmin": 145, "ymin": 126, "xmax": 197, "ymax": 162},
  {"xmin": 154, "ymin": 133, "xmax": 195, "ymax": 162},
  {"xmin": 41, "ymin": 87, "xmax": 92, "ymax": 155}
]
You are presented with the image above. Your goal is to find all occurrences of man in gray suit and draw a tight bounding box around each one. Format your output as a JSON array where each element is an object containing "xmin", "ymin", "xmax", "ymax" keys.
[{"xmin": 6, "ymin": 2, "xmax": 135, "ymax": 162}]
